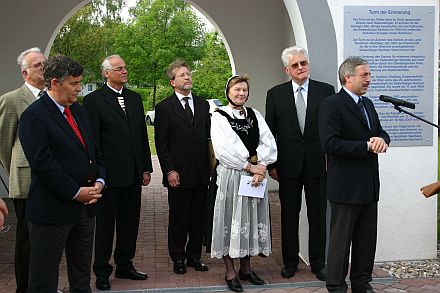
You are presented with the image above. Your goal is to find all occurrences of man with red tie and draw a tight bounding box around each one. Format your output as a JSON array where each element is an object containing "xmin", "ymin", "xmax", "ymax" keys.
[{"xmin": 19, "ymin": 55, "xmax": 106, "ymax": 293}]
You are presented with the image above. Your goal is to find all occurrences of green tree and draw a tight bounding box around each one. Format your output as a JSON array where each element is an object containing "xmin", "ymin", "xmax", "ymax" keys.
[
  {"xmin": 50, "ymin": 0, "xmax": 231, "ymax": 106},
  {"xmin": 50, "ymin": 0, "xmax": 125, "ymax": 83},
  {"xmin": 192, "ymin": 31, "xmax": 231, "ymax": 101},
  {"xmin": 113, "ymin": 0, "xmax": 205, "ymax": 109}
]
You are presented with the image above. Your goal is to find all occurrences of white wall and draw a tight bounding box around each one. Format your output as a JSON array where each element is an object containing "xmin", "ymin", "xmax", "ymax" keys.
[
  {"xmin": 0, "ymin": 0, "xmax": 88, "ymax": 94},
  {"xmin": 327, "ymin": 0, "xmax": 439, "ymax": 261},
  {"xmin": 189, "ymin": 0, "xmax": 293, "ymax": 114}
]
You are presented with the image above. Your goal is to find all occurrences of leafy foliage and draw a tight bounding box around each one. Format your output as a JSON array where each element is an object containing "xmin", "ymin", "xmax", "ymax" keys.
[
  {"xmin": 50, "ymin": 0, "xmax": 231, "ymax": 108},
  {"xmin": 192, "ymin": 31, "xmax": 231, "ymax": 102}
]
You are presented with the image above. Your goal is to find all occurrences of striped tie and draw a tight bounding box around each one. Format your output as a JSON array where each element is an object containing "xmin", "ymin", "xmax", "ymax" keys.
[{"xmin": 117, "ymin": 96, "xmax": 126, "ymax": 113}]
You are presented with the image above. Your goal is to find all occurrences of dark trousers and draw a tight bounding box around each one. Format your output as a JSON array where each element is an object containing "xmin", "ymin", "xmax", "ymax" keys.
[
  {"xmin": 278, "ymin": 163, "xmax": 327, "ymax": 271},
  {"xmin": 326, "ymin": 201, "xmax": 377, "ymax": 293},
  {"xmin": 93, "ymin": 182, "xmax": 141, "ymax": 278},
  {"xmin": 167, "ymin": 180, "xmax": 207, "ymax": 262},
  {"xmin": 28, "ymin": 206, "xmax": 94, "ymax": 293},
  {"xmin": 13, "ymin": 199, "xmax": 30, "ymax": 293}
]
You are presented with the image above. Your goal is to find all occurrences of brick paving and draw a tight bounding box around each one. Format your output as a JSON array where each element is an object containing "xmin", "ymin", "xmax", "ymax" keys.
[{"xmin": 0, "ymin": 155, "xmax": 439, "ymax": 292}]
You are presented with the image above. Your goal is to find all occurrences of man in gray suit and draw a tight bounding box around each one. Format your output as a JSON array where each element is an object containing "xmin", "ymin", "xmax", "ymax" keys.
[{"xmin": 0, "ymin": 47, "xmax": 46, "ymax": 293}]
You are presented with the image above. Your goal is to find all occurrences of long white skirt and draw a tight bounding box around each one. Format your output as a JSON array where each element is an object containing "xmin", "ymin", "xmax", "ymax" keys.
[{"xmin": 210, "ymin": 164, "xmax": 271, "ymax": 259}]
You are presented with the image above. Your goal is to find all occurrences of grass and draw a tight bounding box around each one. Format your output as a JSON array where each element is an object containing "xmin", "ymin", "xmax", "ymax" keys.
[{"xmin": 147, "ymin": 125, "xmax": 156, "ymax": 155}]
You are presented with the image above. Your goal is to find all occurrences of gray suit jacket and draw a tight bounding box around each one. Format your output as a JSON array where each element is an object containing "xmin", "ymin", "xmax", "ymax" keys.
[{"xmin": 0, "ymin": 84, "xmax": 36, "ymax": 198}]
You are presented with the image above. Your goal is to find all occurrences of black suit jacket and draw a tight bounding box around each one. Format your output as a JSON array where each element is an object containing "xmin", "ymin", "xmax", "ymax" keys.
[
  {"xmin": 318, "ymin": 88, "xmax": 390, "ymax": 204},
  {"xmin": 19, "ymin": 93, "xmax": 106, "ymax": 224},
  {"xmin": 83, "ymin": 84, "xmax": 152, "ymax": 187},
  {"xmin": 154, "ymin": 93, "xmax": 210, "ymax": 188},
  {"xmin": 265, "ymin": 79, "xmax": 335, "ymax": 178}
]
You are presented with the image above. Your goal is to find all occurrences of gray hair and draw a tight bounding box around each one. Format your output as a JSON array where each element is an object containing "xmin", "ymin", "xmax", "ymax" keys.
[
  {"xmin": 281, "ymin": 46, "xmax": 309, "ymax": 67},
  {"xmin": 17, "ymin": 47, "xmax": 42, "ymax": 71},
  {"xmin": 101, "ymin": 54, "xmax": 122, "ymax": 78},
  {"xmin": 166, "ymin": 59, "xmax": 190, "ymax": 80},
  {"xmin": 338, "ymin": 56, "xmax": 369, "ymax": 85}
]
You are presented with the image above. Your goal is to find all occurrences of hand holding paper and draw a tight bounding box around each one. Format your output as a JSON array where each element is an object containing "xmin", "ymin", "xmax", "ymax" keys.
[{"xmin": 238, "ymin": 175, "xmax": 267, "ymax": 198}]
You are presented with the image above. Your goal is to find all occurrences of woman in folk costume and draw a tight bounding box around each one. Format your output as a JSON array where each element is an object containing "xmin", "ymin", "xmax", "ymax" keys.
[{"xmin": 210, "ymin": 75, "xmax": 277, "ymax": 292}]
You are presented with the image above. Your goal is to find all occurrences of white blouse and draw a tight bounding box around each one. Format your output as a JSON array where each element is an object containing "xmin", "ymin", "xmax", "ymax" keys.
[{"xmin": 211, "ymin": 106, "xmax": 277, "ymax": 170}]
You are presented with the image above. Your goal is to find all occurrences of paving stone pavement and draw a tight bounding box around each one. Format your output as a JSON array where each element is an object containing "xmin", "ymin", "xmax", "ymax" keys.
[{"xmin": 1, "ymin": 156, "xmax": 439, "ymax": 292}]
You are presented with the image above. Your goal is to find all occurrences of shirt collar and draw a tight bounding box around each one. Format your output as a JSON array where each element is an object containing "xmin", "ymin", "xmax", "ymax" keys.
[
  {"xmin": 175, "ymin": 91, "xmax": 193, "ymax": 101},
  {"xmin": 106, "ymin": 82, "xmax": 124, "ymax": 95},
  {"xmin": 46, "ymin": 92, "xmax": 66, "ymax": 113},
  {"xmin": 25, "ymin": 82, "xmax": 45, "ymax": 98},
  {"xmin": 291, "ymin": 78, "xmax": 309, "ymax": 93},
  {"xmin": 343, "ymin": 86, "xmax": 362, "ymax": 103}
]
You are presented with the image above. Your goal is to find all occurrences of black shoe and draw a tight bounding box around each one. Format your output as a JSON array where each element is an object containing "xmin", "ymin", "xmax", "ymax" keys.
[
  {"xmin": 311, "ymin": 267, "xmax": 327, "ymax": 281},
  {"xmin": 353, "ymin": 290, "xmax": 375, "ymax": 293},
  {"xmin": 96, "ymin": 277, "xmax": 111, "ymax": 291},
  {"xmin": 225, "ymin": 276, "xmax": 243, "ymax": 292},
  {"xmin": 281, "ymin": 266, "xmax": 297, "ymax": 278},
  {"xmin": 238, "ymin": 270, "xmax": 265, "ymax": 285},
  {"xmin": 173, "ymin": 259, "xmax": 187, "ymax": 274},
  {"xmin": 187, "ymin": 259, "xmax": 209, "ymax": 271},
  {"xmin": 115, "ymin": 268, "xmax": 148, "ymax": 280}
]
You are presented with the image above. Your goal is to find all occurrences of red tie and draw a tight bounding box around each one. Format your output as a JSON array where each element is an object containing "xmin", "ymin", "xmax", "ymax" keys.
[{"xmin": 64, "ymin": 107, "xmax": 86, "ymax": 148}]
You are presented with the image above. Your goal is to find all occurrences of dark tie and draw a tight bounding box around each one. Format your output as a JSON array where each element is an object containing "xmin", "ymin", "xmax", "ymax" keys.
[
  {"xmin": 37, "ymin": 90, "xmax": 44, "ymax": 98},
  {"xmin": 183, "ymin": 97, "xmax": 193, "ymax": 123},
  {"xmin": 357, "ymin": 97, "xmax": 370, "ymax": 128},
  {"xmin": 64, "ymin": 107, "xmax": 86, "ymax": 148}
]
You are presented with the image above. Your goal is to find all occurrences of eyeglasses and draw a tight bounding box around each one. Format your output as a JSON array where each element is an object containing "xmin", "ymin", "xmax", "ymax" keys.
[
  {"xmin": 29, "ymin": 62, "xmax": 45, "ymax": 69},
  {"xmin": 289, "ymin": 60, "xmax": 309, "ymax": 70},
  {"xmin": 112, "ymin": 66, "xmax": 128, "ymax": 72},
  {"xmin": 0, "ymin": 224, "xmax": 10, "ymax": 233},
  {"xmin": 173, "ymin": 72, "xmax": 192, "ymax": 79}
]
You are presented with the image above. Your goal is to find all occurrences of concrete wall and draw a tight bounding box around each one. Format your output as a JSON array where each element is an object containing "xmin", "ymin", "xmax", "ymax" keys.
[
  {"xmin": 0, "ymin": 0, "xmax": 88, "ymax": 93},
  {"xmin": 190, "ymin": 0, "xmax": 294, "ymax": 114}
]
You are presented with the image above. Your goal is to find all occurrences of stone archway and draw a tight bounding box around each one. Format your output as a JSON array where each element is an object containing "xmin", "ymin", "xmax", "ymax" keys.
[
  {"xmin": 0, "ymin": 0, "xmax": 338, "ymax": 112},
  {"xmin": 1, "ymin": 0, "xmax": 338, "ymax": 267}
]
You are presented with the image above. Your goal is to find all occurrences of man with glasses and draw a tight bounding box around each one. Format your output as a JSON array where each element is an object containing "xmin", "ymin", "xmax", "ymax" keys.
[
  {"xmin": 83, "ymin": 55, "xmax": 153, "ymax": 291},
  {"xmin": 155, "ymin": 59, "xmax": 210, "ymax": 275},
  {"xmin": 0, "ymin": 47, "xmax": 46, "ymax": 293},
  {"xmin": 265, "ymin": 46, "xmax": 335, "ymax": 281},
  {"xmin": 319, "ymin": 57, "xmax": 389, "ymax": 293}
]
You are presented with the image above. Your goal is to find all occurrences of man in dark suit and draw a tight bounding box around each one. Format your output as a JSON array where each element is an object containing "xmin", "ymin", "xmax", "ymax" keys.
[
  {"xmin": 265, "ymin": 46, "xmax": 335, "ymax": 281},
  {"xmin": 319, "ymin": 57, "xmax": 390, "ymax": 293},
  {"xmin": 83, "ymin": 55, "xmax": 153, "ymax": 290},
  {"xmin": 0, "ymin": 47, "xmax": 46, "ymax": 293},
  {"xmin": 19, "ymin": 55, "xmax": 105, "ymax": 293},
  {"xmin": 155, "ymin": 59, "xmax": 210, "ymax": 274}
]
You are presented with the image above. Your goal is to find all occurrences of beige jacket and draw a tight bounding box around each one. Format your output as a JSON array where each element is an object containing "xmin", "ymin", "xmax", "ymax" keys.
[{"xmin": 0, "ymin": 84, "xmax": 36, "ymax": 198}]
